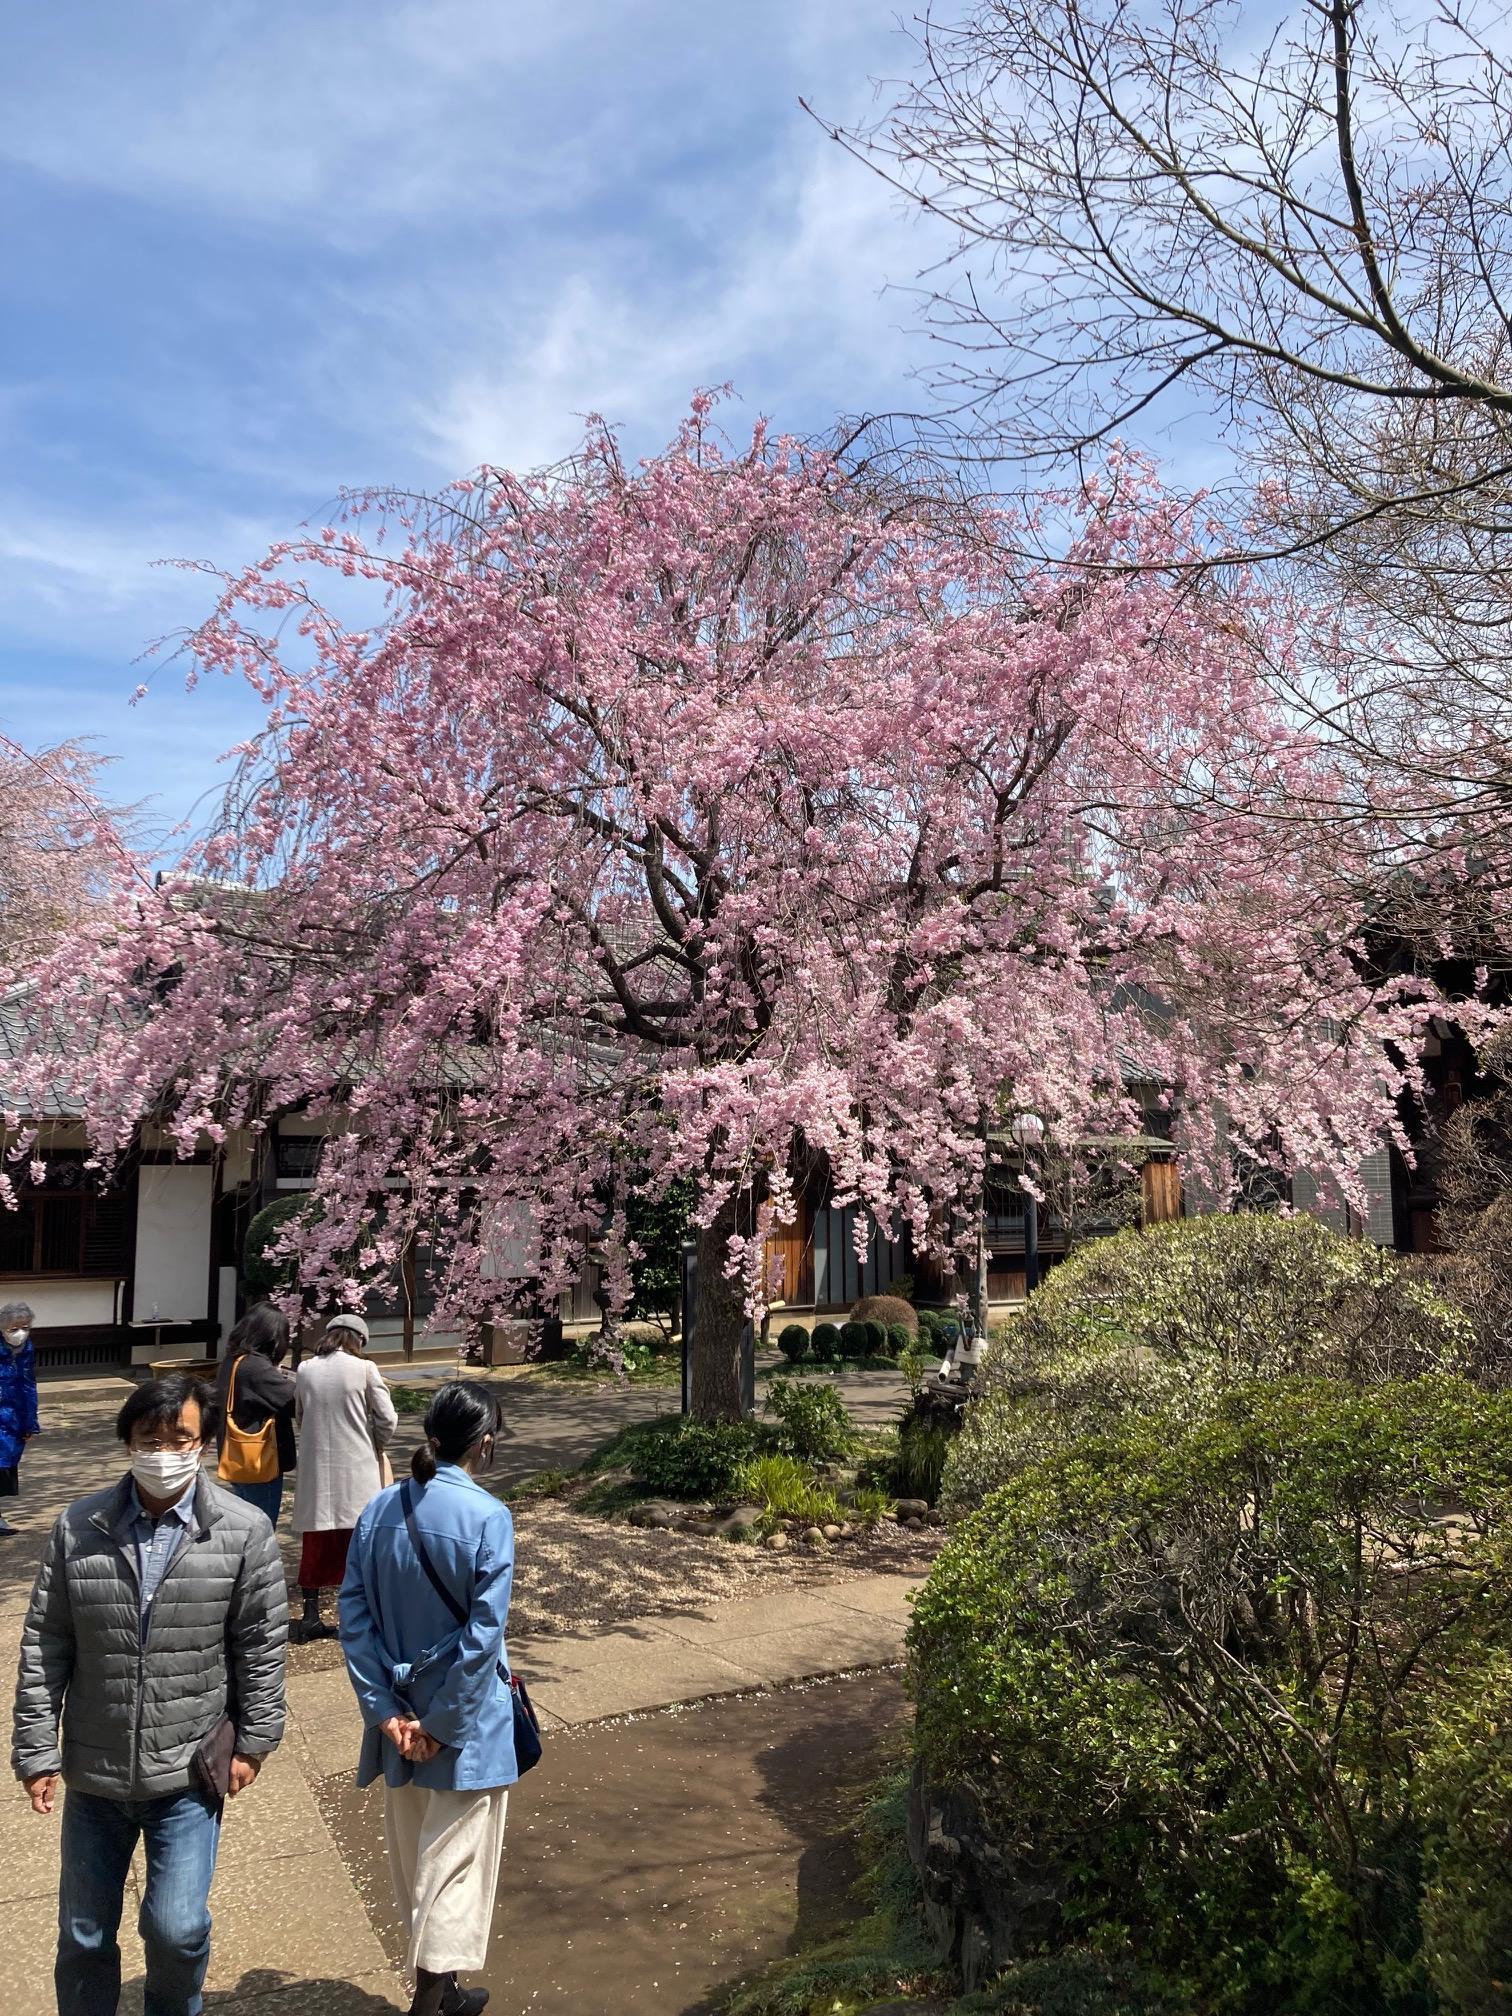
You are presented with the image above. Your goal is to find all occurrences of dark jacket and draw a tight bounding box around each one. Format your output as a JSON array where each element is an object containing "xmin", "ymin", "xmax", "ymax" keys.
[
  {"xmin": 11, "ymin": 1471, "xmax": 288, "ymax": 1797},
  {"xmin": 215, "ymin": 1347, "xmax": 298, "ymax": 1474},
  {"xmin": 0, "ymin": 1338, "xmax": 39, "ymax": 1469}
]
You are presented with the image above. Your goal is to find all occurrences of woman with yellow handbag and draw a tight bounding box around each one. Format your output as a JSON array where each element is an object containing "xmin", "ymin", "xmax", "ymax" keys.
[{"xmin": 214, "ymin": 1303, "xmax": 298, "ymax": 1526}]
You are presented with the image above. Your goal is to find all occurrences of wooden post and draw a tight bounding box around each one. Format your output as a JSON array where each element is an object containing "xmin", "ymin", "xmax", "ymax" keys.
[{"xmin": 401, "ymin": 1234, "xmax": 417, "ymax": 1361}]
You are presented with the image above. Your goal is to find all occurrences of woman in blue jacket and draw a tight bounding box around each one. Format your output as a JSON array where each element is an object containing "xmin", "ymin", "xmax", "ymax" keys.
[
  {"xmin": 0, "ymin": 1299, "xmax": 40, "ymax": 1537},
  {"xmin": 339, "ymin": 1381, "xmax": 515, "ymax": 2016}
]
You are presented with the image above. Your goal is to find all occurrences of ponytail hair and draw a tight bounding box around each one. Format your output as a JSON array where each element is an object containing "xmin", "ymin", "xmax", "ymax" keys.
[{"xmin": 411, "ymin": 1379, "xmax": 502, "ymax": 1485}]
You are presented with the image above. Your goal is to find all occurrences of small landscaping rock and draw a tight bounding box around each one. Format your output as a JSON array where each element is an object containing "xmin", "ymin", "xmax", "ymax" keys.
[
  {"xmin": 626, "ymin": 1501, "xmax": 680, "ymax": 1530},
  {"xmin": 899, "ymin": 1515, "xmax": 924, "ymax": 1530},
  {"xmin": 894, "ymin": 1498, "xmax": 931, "ymax": 1519},
  {"xmin": 800, "ymin": 1526, "xmax": 827, "ymax": 1546},
  {"xmin": 925, "ymin": 1508, "xmax": 947, "ymax": 1526},
  {"xmin": 763, "ymin": 1531, "xmax": 790, "ymax": 1552},
  {"xmin": 821, "ymin": 1523, "xmax": 843, "ymax": 1540},
  {"xmin": 716, "ymin": 1505, "xmax": 765, "ymax": 1539}
]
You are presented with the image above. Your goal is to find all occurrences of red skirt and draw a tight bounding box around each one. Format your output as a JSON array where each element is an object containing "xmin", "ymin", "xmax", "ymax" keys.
[{"xmin": 298, "ymin": 1527, "xmax": 353, "ymax": 1589}]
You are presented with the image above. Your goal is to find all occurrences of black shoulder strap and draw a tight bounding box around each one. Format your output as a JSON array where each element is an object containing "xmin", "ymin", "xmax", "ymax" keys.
[
  {"xmin": 398, "ymin": 1479, "xmax": 468, "ymax": 1626},
  {"xmin": 398, "ymin": 1478, "xmax": 511, "ymax": 1683}
]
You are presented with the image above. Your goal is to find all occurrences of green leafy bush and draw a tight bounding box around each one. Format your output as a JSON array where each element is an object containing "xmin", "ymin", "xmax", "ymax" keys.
[
  {"xmin": 839, "ymin": 1318, "xmax": 871, "ymax": 1359},
  {"xmin": 630, "ymin": 1417, "xmax": 765, "ymax": 1499},
  {"xmin": 1418, "ymin": 1656, "xmax": 1512, "ymax": 2013},
  {"xmin": 911, "ymin": 1376, "xmax": 1512, "ymax": 2014},
  {"xmin": 810, "ymin": 1321, "xmax": 842, "ymax": 1363},
  {"xmin": 764, "ymin": 1376, "xmax": 854, "ymax": 1463},
  {"xmin": 776, "ymin": 1322, "xmax": 810, "ymax": 1363},
  {"xmin": 884, "ymin": 1321, "xmax": 911, "ymax": 1360},
  {"xmin": 945, "ymin": 1212, "xmax": 1474, "ymax": 1512},
  {"xmin": 849, "ymin": 1292, "xmax": 919, "ymax": 1339}
]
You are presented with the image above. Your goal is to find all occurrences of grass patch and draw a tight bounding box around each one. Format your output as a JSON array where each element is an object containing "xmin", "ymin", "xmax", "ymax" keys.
[
  {"xmin": 390, "ymin": 1383, "xmax": 436, "ymax": 1415},
  {"xmin": 509, "ymin": 1467, "xmax": 571, "ymax": 1501}
]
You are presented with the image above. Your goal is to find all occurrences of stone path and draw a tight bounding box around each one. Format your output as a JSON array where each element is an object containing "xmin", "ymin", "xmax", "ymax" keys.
[{"xmin": 0, "ymin": 1373, "xmax": 922, "ymax": 2014}]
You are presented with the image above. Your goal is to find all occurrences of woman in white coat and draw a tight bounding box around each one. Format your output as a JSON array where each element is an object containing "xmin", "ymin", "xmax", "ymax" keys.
[{"xmin": 292, "ymin": 1313, "xmax": 398, "ymax": 1641}]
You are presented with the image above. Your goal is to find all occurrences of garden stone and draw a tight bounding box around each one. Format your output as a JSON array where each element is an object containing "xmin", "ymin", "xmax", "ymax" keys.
[
  {"xmin": 821, "ymin": 1523, "xmax": 843, "ymax": 1540},
  {"xmin": 763, "ymin": 1531, "xmax": 790, "ymax": 1552},
  {"xmin": 800, "ymin": 1526, "xmax": 827, "ymax": 1546},
  {"xmin": 716, "ymin": 1504, "xmax": 765, "ymax": 1539},
  {"xmin": 682, "ymin": 1516, "xmax": 719, "ymax": 1536},
  {"xmin": 626, "ymin": 1500, "xmax": 680, "ymax": 1530},
  {"xmin": 894, "ymin": 1498, "xmax": 930, "ymax": 1519}
]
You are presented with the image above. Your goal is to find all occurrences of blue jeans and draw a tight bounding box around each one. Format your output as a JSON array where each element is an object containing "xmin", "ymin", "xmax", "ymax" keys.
[
  {"xmin": 57, "ymin": 1785, "xmax": 222, "ymax": 2016},
  {"xmin": 229, "ymin": 1475, "xmax": 283, "ymax": 1527}
]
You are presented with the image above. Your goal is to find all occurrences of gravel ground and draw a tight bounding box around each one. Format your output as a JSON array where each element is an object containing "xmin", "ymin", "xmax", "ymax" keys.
[{"xmin": 284, "ymin": 1485, "xmax": 941, "ymax": 1674}]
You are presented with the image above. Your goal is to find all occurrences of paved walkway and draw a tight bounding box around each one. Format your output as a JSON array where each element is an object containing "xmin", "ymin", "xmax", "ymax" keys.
[{"xmin": 0, "ymin": 1373, "xmax": 921, "ymax": 2014}]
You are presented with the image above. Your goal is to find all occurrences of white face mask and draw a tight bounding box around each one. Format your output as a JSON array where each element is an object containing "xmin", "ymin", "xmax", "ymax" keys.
[
  {"xmin": 3, "ymin": 1328, "xmax": 28, "ymax": 1349},
  {"xmin": 129, "ymin": 1447, "xmax": 203, "ymax": 1499}
]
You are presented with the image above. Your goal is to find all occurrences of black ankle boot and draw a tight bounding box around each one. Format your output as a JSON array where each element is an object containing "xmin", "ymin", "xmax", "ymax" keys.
[
  {"xmin": 441, "ymin": 1975, "xmax": 489, "ymax": 2016},
  {"xmin": 408, "ymin": 1969, "xmax": 448, "ymax": 2016}
]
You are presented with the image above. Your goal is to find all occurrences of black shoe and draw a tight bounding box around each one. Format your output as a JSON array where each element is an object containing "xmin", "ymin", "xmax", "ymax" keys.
[
  {"xmin": 407, "ymin": 1971, "xmax": 447, "ymax": 2016},
  {"xmin": 442, "ymin": 1979, "xmax": 489, "ymax": 2016}
]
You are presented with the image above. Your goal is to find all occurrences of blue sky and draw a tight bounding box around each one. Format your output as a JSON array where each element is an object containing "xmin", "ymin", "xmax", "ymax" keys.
[{"xmin": 0, "ymin": 2, "xmax": 959, "ymax": 845}]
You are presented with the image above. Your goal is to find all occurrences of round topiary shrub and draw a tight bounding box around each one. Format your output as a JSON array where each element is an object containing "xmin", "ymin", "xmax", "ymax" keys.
[
  {"xmin": 776, "ymin": 1322, "xmax": 810, "ymax": 1363},
  {"xmin": 840, "ymin": 1318, "xmax": 871, "ymax": 1359},
  {"xmin": 912, "ymin": 1376, "xmax": 1512, "ymax": 2014},
  {"xmin": 885, "ymin": 1321, "xmax": 912, "ymax": 1360},
  {"xmin": 243, "ymin": 1193, "xmax": 323, "ymax": 1296},
  {"xmin": 945, "ymin": 1212, "xmax": 1474, "ymax": 1513},
  {"xmin": 850, "ymin": 1292, "xmax": 919, "ymax": 1339},
  {"xmin": 811, "ymin": 1321, "xmax": 842, "ymax": 1363}
]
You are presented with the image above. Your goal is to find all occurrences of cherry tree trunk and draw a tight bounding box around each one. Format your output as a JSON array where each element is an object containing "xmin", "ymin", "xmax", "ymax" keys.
[{"xmin": 691, "ymin": 1196, "xmax": 747, "ymax": 1424}]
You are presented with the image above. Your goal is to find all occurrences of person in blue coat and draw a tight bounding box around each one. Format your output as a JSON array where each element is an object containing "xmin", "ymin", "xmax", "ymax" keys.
[
  {"xmin": 338, "ymin": 1381, "xmax": 514, "ymax": 2016},
  {"xmin": 0, "ymin": 1300, "xmax": 41, "ymax": 1537}
]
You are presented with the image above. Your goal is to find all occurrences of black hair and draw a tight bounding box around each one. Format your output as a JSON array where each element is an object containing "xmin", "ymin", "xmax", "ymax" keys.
[
  {"xmin": 411, "ymin": 1379, "xmax": 502, "ymax": 1484},
  {"xmin": 117, "ymin": 1374, "xmax": 217, "ymax": 1445},
  {"xmin": 226, "ymin": 1302, "xmax": 290, "ymax": 1364}
]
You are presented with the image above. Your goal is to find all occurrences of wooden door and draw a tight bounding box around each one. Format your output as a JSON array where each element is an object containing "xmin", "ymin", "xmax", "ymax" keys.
[{"xmin": 1141, "ymin": 1160, "xmax": 1183, "ymax": 1225}]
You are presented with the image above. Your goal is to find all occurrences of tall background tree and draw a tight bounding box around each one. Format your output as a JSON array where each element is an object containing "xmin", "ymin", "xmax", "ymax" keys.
[
  {"xmin": 834, "ymin": 0, "xmax": 1512, "ymax": 949},
  {"xmin": 6, "ymin": 403, "xmax": 1447, "ymax": 1418}
]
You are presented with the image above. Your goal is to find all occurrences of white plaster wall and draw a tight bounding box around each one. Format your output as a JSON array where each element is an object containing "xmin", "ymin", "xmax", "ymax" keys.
[
  {"xmin": 133, "ymin": 1164, "xmax": 214, "ymax": 1322},
  {"xmin": 3, "ymin": 1279, "xmax": 119, "ymax": 1326}
]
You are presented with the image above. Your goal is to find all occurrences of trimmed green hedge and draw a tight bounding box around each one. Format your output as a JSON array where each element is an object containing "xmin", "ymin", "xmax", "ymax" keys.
[
  {"xmin": 911, "ymin": 1376, "xmax": 1512, "ymax": 2013},
  {"xmin": 945, "ymin": 1212, "xmax": 1473, "ymax": 1513}
]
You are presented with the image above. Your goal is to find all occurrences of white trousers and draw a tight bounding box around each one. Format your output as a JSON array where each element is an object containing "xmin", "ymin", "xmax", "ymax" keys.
[{"xmin": 384, "ymin": 1781, "xmax": 509, "ymax": 1975}]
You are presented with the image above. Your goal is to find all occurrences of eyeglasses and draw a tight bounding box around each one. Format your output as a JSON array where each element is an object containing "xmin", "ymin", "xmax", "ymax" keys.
[{"xmin": 130, "ymin": 1436, "xmax": 203, "ymax": 1455}]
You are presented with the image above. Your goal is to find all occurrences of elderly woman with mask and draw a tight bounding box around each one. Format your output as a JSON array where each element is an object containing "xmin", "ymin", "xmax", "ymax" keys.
[{"xmin": 0, "ymin": 1299, "xmax": 40, "ymax": 1538}]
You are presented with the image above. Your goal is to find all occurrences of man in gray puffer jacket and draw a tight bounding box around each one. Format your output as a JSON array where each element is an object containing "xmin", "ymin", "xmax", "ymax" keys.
[{"xmin": 11, "ymin": 1373, "xmax": 288, "ymax": 2016}]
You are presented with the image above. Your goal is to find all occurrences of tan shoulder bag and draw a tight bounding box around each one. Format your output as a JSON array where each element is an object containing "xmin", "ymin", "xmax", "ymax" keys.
[{"xmin": 217, "ymin": 1355, "xmax": 279, "ymax": 1485}]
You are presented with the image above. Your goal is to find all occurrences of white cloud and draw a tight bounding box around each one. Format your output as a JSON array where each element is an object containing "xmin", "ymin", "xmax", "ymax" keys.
[{"xmin": 416, "ymin": 137, "xmax": 941, "ymax": 476}]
